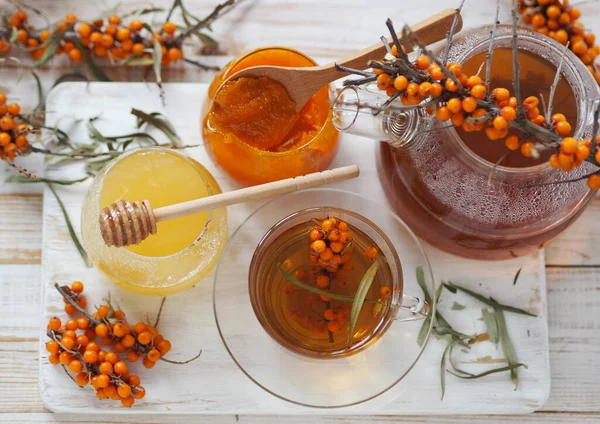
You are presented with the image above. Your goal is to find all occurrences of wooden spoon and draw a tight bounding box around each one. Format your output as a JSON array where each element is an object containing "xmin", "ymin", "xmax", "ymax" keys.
[
  {"xmin": 99, "ymin": 165, "xmax": 360, "ymax": 248},
  {"xmin": 221, "ymin": 8, "xmax": 463, "ymax": 113}
]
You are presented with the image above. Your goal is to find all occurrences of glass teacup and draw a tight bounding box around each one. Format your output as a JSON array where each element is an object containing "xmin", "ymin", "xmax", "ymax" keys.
[{"xmin": 213, "ymin": 188, "xmax": 435, "ymax": 408}]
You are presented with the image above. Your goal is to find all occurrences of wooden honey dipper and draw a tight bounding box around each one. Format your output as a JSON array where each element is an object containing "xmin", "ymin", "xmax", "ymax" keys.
[{"xmin": 99, "ymin": 165, "xmax": 360, "ymax": 248}]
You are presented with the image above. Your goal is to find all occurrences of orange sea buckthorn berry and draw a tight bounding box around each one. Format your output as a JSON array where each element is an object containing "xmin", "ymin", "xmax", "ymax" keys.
[
  {"xmin": 113, "ymin": 361, "xmax": 128, "ymax": 375},
  {"xmin": 444, "ymin": 78, "xmax": 458, "ymax": 92},
  {"xmin": 75, "ymin": 317, "xmax": 89, "ymax": 330},
  {"xmin": 46, "ymin": 340, "xmax": 60, "ymax": 353},
  {"xmin": 118, "ymin": 384, "xmax": 132, "ymax": 398},
  {"xmin": 310, "ymin": 240, "xmax": 327, "ymax": 254},
  {"xmin": 461, "ymin": 97, "xmax": 477, "ymax": 113},
  {"xmin": 68, "ymin": 359, "xmax": 83, "ymax": 373},
  {"xmin": 415, "ymin": 56, "xmax": 430, "ymax": 70},
  {"xmin": 76, "ymin": 334, "xmax": 89, "ymax": 347},
  {"xmin": 557, "ymin": 152, "xmax": 574, "ymax": 168},
  {"xmin": 523, "ymin": 96, "xmax": 539, "ymax": 108},
  {"xmin": 65, "ymin": 13, "xmax": 77, "ymax": 24},
  {"xmin": 83, "ymin": 350, "xmax": 98, "ymax": 364},
  {"xmin": 0, "ymin": 93, "xmax": 5, "ymax": 104},
  {"xmin": 126, "ymin": 350, "xmax": 141, "ymax": 363},
  {"xmin": 393, "ymin": 75, "xmax": 408, "ymax": 91},
  {"xmin": 59, "ymin": 351, "xmax": 72, "ymax": 365},
  {"xmin": 77, "ymin": 23, "xmax": 92, "ymax": 38},
  {"xmin": 493, "ymin": 115, "xmax": 508, "ymax": 130},
  {"xmin": 102, "ymin": 352, "xmax": 118, "ymax": 365},
  {"xmin": 167, "ymin": 47, "xmax": 182, "ymax": 62},
  {"xmin": 15, "ymin": 10, "xmax": 27, "ymax": 21},
  {"xmin": 0, "ymin": 115, "xmax": 14, "ymax": 131},
  {"xmin": 321, "ymin": 219, "xmax": 334, "ymax": 232},
  {"xmin": 48, "ymin": 317, "xmax": 61, "ymax": 331},
  {"xmin": 95, "ymin": 323, "xmax": 109, "ymax": 337},
  {"xmin": 588, "ymin": 175, "xmax": 600, "ymax": 190},
  {"xmin": 447, "ymin": 98, "xmax": 462, "ymax": 114},
  {"xmin": 569, "ymin": 7, "xmax": 581, "ymax": 20},
  {"xmin": 90, "ymin": 31, "xmax": 102, "ymax": 44},
  {"xmin": 465, "ymin": 75, "xmax": 482, "ymax": 88},
  {"xmin": 143, "ymin": 356, "xmax": 156, "ymax": 369},
  {"xmin": 549, "ymin": 154, "xmax": 561, "ymax": 169},
  {"xmin": 492, "ymin": 87, "xmax": 510, "ymax": 102},
  {"xmin": 327, "ymin": 320, "xmax": 341, "ymax": 333},
  {"xmin": 320, "ymin": 248, "xmax": 334, "ymax": 261},
  {"xmin": 330, "ymin": 241, "xmax": 343, "ymax": 253},
  {"xmin": 585, "ymin": 33, "xmax": 596, "ymax": 47},
  {"xmin": 366, "ymin": 247, "xmax": 378, "ymax": 260},
  {"xmin": 430, "ymin": 83, "xmax": 443, "ymax": 97},
  {"xmin": 451, "ymin": 112, "xmax": 465, "ymax": 127},
  {"xmin": 471, "ymin": 84, "xmax": 486, "ymax": 100},
  {"xmin": 86, "ymin": 341, "xmax": 101, "ymax": 352},
  {"xmin": 485, "ymin": 127, "xmax": 502, "ymax": 140},
  {"xmin": 447, "ymin": 63, "xmax": 462, "ymax": 75},
  {"xmin": 94, "ymin": 45, "xmax": 107, "ymax": 57},
  {"xmin": 147, "ymin": 349, "xmax": 161, "ymax": 362},
  {"xmin": 112, "ymin": 323, "xmax": 129, "ymax": 337},
  {"xmin": 117, "ymin": 27, "xmax": 131, "ymax": 41},
  {"xmin": 75, "ymin": 372, "xmax": 89, "ymax": 387},
  {"xmin": 561, "ymin": 137, "xmax": 578, "ymax": 154},
  {"xmin": 121, "ymin": 396, "xmax": 135, "ymax": 408},
  {"xmin": 531, "ymin": 13, "xmax": 546, "ymax": 29},
  {"xmin": 128, "ymin": 374, "xmax": 141, "ymax": 387},
  {"xmin": 436, "ymin": 106, "xmax": 452, "ymax": 121},
  {"xmin": 157, "ymin": 339, "xmax": 172, "ymax": 356},
  {"xmin": 316, "ymin": 274, "xmax": 330, "ymax": 288},
  {"xmin": 105, "ymin": 25, "xmax": 117, "ymax": 36},
  {"xmin": 68, "ymin": 49, "xmax": 82, "ymax": 62},
  {"xmin": 376, "ymin": 73, "xmax": 392, "ymax": 91},
  {"xmin": 16, "ymin": 29, "xmax": 28, "ymax": 43},
  {"xmin": 555, "ymin": 29, "xmax": 568, "ymax": 45},
  {"xmin": 309, "ymin": 228, "xmax": 323, "ymax": 241},
  {"xmin": 380, "ymin": 286, "xmax": 391, "ymax": 297},
  {"xmin": 555, "ymin": 121, "xmax": 572, "ymax": 136},
  {"xmin": 64, "ymin": 330, "xmax": 76, "ymax": 340},
  {"xmin": 405, "ymin": 82, "xmax": 419, "ymax": 97},
  {"xmin": 101, "ymin": 34, "xmax": 114, "ymax": 47},
  {"xmin": 49, "ymin": 353, "xmax": 60, "ymax": 364},
  {"xmin": 121, "ymin": 334, "xmax": 135, "ymax": 349},
  {"xmin": 526, "ymin": 106, "xmax": 540, "ymax": 120},
  {"xmin": 551, "ymin": 113, "xmax": 566, "ymax": 124},
  {"xmin": 520, "ymin": 142, "xmax": 535, "ymax": 158},
  {"xmin": 65, "ymin": 319, "xmax": 78, "ymax": 331},
  {"xmin": 163, "ymin": 21, "xmax": 177, "ymax": 34},
  {"xmin": 324, "ymin": 308, "xmax": 337, "ymax": 321},
  {"xmin": 108, "ymin": 15, "xmax": 121, "ymax": 25},
  {"xmin": 428, "ymin": 64, "xmax": 445, "ymax": 80},
  {"xmin": 133, "ymin": 322, "xmax": 148, "ymax": 334},
  {"xmin": 546, "ymin": 5, "xmax": 561, "ymax": 19},
  {"xmin": 500, "ymin": 106, "xmax": 517, "ymax": 122},
  {"xmin": 103, "ymin": 384, "xmax": 117, "ymax": 400},
  {"xmin": 71, "ymin": 280, "xmax": 84, "ymax": 293},
  {"xmin": 418, "ymin": 82, "xmax": 432, "ymax": 97},
  {"xmin": 0, "ymin": 132, "xmax": 11, "ymax": 146},
  {"xmin": 576, "ymin": 144, "xmax": 590, "ymax": 161},
  {"xmin": 96, "ymin": 374, "xmax": 109, "ymax": 389},
  {"xmin": 137, "ymin": 331, "xmax": 153, "ymax": 345}
]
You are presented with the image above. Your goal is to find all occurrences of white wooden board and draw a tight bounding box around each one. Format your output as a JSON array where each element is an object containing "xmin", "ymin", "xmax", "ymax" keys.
[{"xmin": 39, "ymin": 82, "xmax": 550, "ymax": 415}]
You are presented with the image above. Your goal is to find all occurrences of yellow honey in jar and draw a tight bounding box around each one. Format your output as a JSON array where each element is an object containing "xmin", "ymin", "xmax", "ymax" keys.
[{"xmin": 81, "ymin": 148, "xmax": 228, "ymax": 296}]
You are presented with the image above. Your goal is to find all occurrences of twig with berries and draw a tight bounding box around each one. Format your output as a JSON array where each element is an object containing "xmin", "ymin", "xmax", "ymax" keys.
[
  {"xmin": 337, "ymin": 1, "xmax": 600, "ymax": 189},
  {"xmin": 46, "ymin": 281, "xmax": 201, "ymax": 407}
]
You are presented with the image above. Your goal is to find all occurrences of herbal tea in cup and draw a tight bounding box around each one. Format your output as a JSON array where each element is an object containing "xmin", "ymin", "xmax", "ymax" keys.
[{"xmin": 249, "ymin": 207, "xmax": 429, "ymax": 359}]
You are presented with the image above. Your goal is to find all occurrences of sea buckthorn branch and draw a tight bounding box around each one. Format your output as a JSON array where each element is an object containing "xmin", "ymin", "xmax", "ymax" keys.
[
  {"xmin": 47, "ymin": 281, "xmax": 200, "ymax": 407},
  {"xmin": 484, "ymin": 0, "xmax": 501, "ymax": 92},
  {"xmin": 518, "ymin": 0, "xmax": 600, "ymax": 85},
  {"xmin": 337, "ymin": 2, "xmax": 600, "ymax": 189},
  {"xmin": 442, "ymin": 0, "xmax": 465, "ymax": 65}
]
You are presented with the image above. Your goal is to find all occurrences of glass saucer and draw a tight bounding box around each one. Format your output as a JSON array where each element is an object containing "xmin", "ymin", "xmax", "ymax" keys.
[{"xmin": 213, "ymin": 188, "xmax": 436, "ymax": 408}]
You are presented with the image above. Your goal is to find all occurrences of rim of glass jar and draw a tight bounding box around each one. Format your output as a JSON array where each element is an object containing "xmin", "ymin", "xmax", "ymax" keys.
[
  {"xmin": 92, "ymin": 147, "xmax": 217, "ymax": 261},
  {"xmin": 209, "ymin": 46, "xmax": 337, "ymax": 157},
  {"xmin": 213, "ymin": 188, "xmax": 436, "ymax": 409},
  {"xmin": 444, "ymin": 24, "xmax": 597, "ymax": 177},
  {"xmin": 248, "ymin": 206, "xmax": 403, "ymax": 360}
]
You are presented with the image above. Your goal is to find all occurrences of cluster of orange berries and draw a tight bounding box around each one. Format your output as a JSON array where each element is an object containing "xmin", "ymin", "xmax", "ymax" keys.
[
  {"xmin": 47, "ymin": 281, "xmax": 172, "ymax": 407},
  {"xmin": 286, "ymin": 217, "xmax": 388, "ymax": 335},
  {"xmin": 1, "ymin": 9, "xmax": 184, "ymax": 65},
  {"xmin": 371, "ymin": 48, "xmax": 600, "ymax": 189},
  {"xmin": 519, "ymin": 0, "xmax": 600, "ymax": 85},
  {"xmin": 0, "ymin": 95, "xmax": 32, "ymax": 161}
]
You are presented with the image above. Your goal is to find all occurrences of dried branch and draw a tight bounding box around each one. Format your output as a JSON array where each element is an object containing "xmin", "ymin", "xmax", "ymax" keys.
[
  {"xmin": 183, "ymin": 58, "xmax": 220, "ymax": 72},
  {"xmin": 335, "ymin": 64, "xmax": 374, "ymax": 77},
  {"xmin": 546, "ymin": 42, "xmax": 570, "ymax": 126},
  {"xmin": 485, "ymin": 0, "xmax": 501, "ymax": 92},
  {"xmin": 154, "ymin": 297, "xmax": 167, "ymax": 327},
  {"xmin": 511, "ymin": 1, "xmax": 523, "ymax": 114},
  {"xmin": 342, "ymin": 76, "xmax": 378, "ymax": 86},
  {"xmin": 175, "ymin": 0, "xmax": 238, "ymax": 43},
  {"xmin": 161, "ymin": 349, "xmax": 202, "ymax": 364},
  {"xmin": 386, "ymin": 18, "xmax": 409, "ymax": 62},
  {"xmin": 591, "ymin": 100, "xmax": 600, "ymax": 158},
  {"xmin": 443, "ymin": 0, "xmax": 466, "ymax": 65}
]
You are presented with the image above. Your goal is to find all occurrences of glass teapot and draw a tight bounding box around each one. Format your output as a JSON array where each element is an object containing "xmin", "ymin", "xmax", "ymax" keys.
[{"xmin": 333, "ymin": 25, "xmax": 600, "ymax": 260}]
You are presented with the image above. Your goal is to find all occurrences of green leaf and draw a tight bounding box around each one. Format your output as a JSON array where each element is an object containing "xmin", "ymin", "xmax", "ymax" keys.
[
  {"xmin": 52, "ymin": 72, "xmax": 88, "ymax": 89},
  {"xmin": 348, "ymin": 262, "xmax": 379, "ymax": 346},
  {"xmin": 122, "ymin": 7, "xmax": 165, "ymax": 18},
  {"xmin": 441, "ymin": 338, "xmax": 460, "ymax": 400},
  {"xmin": 31, "ymin": 70, "xmax": 43, "ymax": 113},
  {"xmin": 513, "ymin": 268, "xmax": 522, "ymax": 285},
  {"xmin": 130, "ymin": 109, "xmax": 182, "ymax": 145},
  {"xmin": 47, "ymin": 184, "xmax": 92, "ymax": 267},
  {"xmin": 30, "ymin": 29, "xmax": 67, "ymax": 67},
  {"xmin": 125, "ymin": 57, "xmax": 155, "ymax": 67},
  {"xmin": 495, "ymin": 308, "xmax": 520, "ymax": 389},
  {"xmin": 447, "ymin": 363, "xmax": 527, "ymax": 380},
  {"xmin": 482, "ymin": 308, "xmax": 499, "ymax": 344},
  {"xmin": 451, "ymin": 302, "xmax": 465, "ymax": 311},
  {"xmin": 277, "ymin": 265, "xmax": 376, "ymax": 304},
  {"xmin": 71, "ymin": 37, "xmax": 111, "ymax": 81},
  {"xmin": 417, "ymin": 281, "xmax": 442, "ymax": 346},
  {"xmin": 9, "ymin": 26, "xmax": 18, "ymax": 43},
  {"xmin": 444, "ymin": 282, "xmax": 537, "ymax": 317},
  {"xmin": 6, "ymin": 175, "xmax": 90, "ymax": 185}
]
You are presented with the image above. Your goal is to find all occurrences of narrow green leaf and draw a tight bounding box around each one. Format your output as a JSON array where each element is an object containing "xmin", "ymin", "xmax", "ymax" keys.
[
  {"xmin": 495, "ymin": 307, "xmax": 520, "ymax": 389},
  {"xmin": 71, "ymin": 37, "xmax": 111, "ymax": 81},
  {"xmin": 348, "ymin": 262, "xmax": 379, "ymax": 346},
  {"xmin": 513, "ymin": 268, "xmax": 522, "ymax": 285},
  {"xmin": 482, "ymin": 308, "xmax": 499, "ymax": 344},
  {"xmin": 417, "ymin": 280, "xmax": 443, "ymax": 346},
  {"xmin": 277, "ymin": 266, "xmax": 376, "ymax": 304},
  {"xmin": 451, "ymin": 302, "xmax": 465, "ymax": 311},
  {"xmin": 130, "ymin": 109, "xmax": 182, "ymax": 145},
  {"xmin": 441, "ymin": 338, "xmax": 460, "ymax": 400},
  {"xmin": 7, "ymin": 175, "xmax": 90, "ymax": 185},
  {"xmin": 125, "ymin": 57, "xmax": 155, "ymax": 67},
  {"xmin": 30, "ymin": 29, "xmax": 67, "ymax": 67},
  {"xmin": 9, "ymin": 26, "xmax": 18, "ymax": 43},
  {"xmin": 448, "ymin": 363, "xmax": 527, "ymax": 380},
  {"xmin": 52, "ymin": 72, "xmax": 88, "ymax": 88},
  {"xmin": 444, "ymin": 282, "xmax": 537, "ymax": 317},
  {"xmin": 122, "ymin": 7, "xmax": 165, "ymax": 18},
  {"xmin": 416, "ymin": 266, "xmax": 431, "ymax": 303},
  {"xmin": 47, "ymin": 184, "xmax": 92, "ymax": 267},
  {"xmin": 31, "ymin": 70, "xmax": 43, "ymax": 113}
]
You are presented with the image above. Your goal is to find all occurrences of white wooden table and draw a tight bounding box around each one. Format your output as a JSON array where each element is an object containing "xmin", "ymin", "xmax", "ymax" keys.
[{"xmin": 0, "ymin": 1, "xmax": 599, "ymax": 423}]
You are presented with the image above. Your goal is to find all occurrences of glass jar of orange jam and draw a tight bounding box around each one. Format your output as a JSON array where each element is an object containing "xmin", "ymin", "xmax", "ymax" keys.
[{"xmin": 202, "ymin": 47, "xmax": 340, "ymax": 186}]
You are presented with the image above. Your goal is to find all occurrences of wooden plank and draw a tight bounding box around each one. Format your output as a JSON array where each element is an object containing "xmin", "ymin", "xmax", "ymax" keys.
[
  {"xmin": 0, "ymin": 195, "xmax": 43, "ymax": 264},
  {"xmin": 1, "ymin": 412, "xmax": 600, "ymax": 424}
]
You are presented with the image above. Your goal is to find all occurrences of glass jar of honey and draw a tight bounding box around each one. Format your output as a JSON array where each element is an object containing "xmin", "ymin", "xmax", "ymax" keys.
[{"xmin": 202, "ymin": 47, "xmax": 340, "ymax": 186}]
